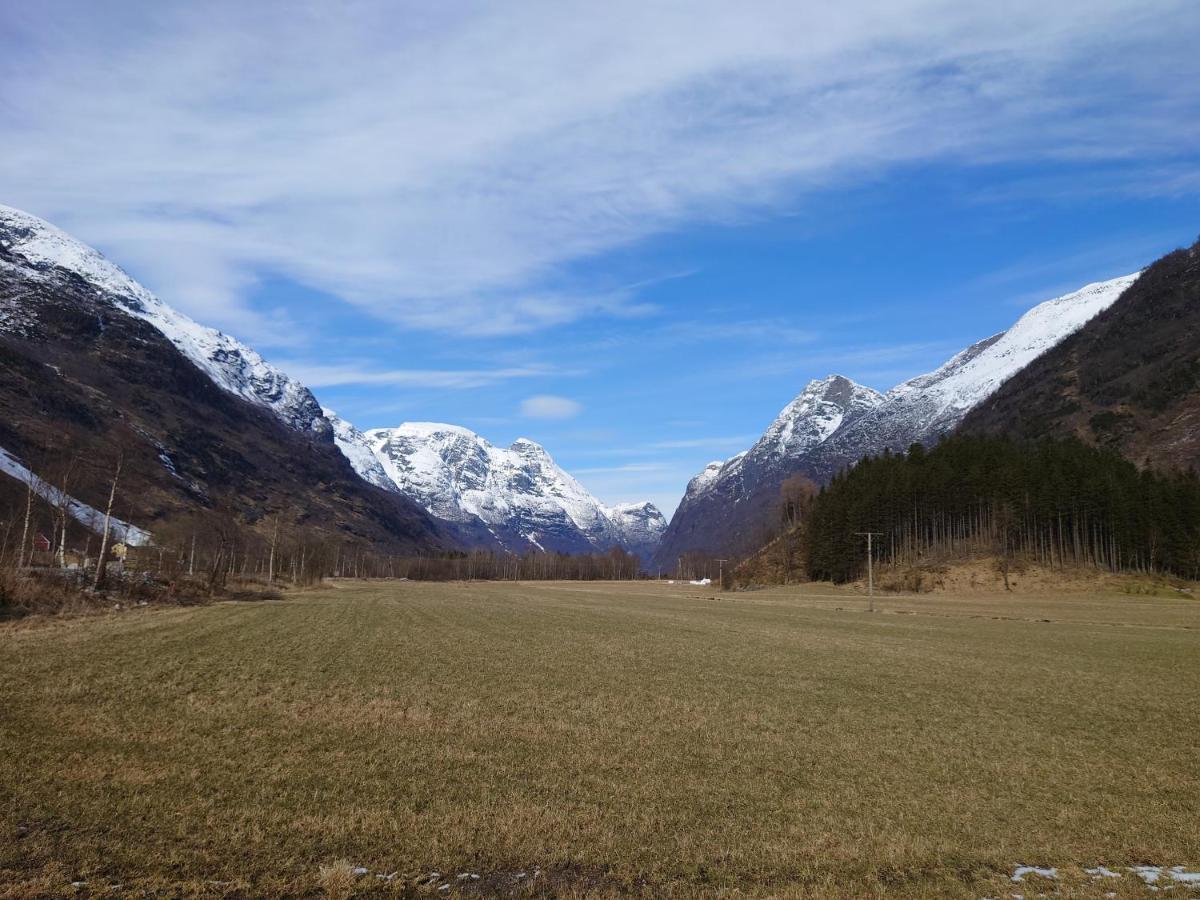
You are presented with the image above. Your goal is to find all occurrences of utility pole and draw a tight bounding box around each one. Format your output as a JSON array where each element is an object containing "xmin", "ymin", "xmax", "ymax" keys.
[
  {"xmin": 855, "ymin": 532, "xmax": 883, "ymax": 612},
  {"xmin": 716, "ymin": 558, "xmax": 728, "ymax": 590}
]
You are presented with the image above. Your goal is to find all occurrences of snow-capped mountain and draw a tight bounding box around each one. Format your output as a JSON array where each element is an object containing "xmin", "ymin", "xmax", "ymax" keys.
[
  {"xmin": 0, "ymin": 205, "xmax": 328, "ymax": 435},
  {"xmin": 0, "ymin": 205, "xmax": 449, "ymax": 554},
  {"xmin": 799, "ymin": 274, "xmax": 1139, "ymax": 482},
  {"xmin": 755, "ymin": 375, "xmax": 886, "ymax": 464},
  {"xmin": 332, "ymin": 419, "xmax": 665, "ymax": 558},
  {"xmin": 685, "ymin": 456, "xmax": 740, "ymax": 504},
  {"xmin": 670, "ymin": 376, "xmax": 882, "ymax": 520},
  {"xmin": 653, "ymin": 376, "xmax": 882, "ymax": 568},
  {"xmin": 605, "ymin": 502, "xmax": 669, "ymax": 562},
  {"xmin": 961, "ymin": 240, "xmax": 1200, "ymax": 473},
  {"xmin": 654, "ymin": 274, "xmax": 1138, "ymax": 565}
]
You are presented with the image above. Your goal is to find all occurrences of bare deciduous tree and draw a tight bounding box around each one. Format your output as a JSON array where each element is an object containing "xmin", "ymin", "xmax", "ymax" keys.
[{"xmin": 93, "ymin": 449, "xmax": 125, "ymax": 591}]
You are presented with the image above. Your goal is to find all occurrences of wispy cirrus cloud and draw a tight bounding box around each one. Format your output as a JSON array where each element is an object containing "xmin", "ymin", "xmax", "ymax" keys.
[
  {"xmin": 278, "ymin": 362, "xmax": 560, "ymax": 390},
  {"xmin": 1, "ymin": 0, "xmax": 1197, "ymax": 344},
  {"xmin": 726, "ymin": 341, "xmax": 962, "ymax": 384},
  {"xmin": 650, "ymin": 435, "xmax": 759, "ymax": 450}
]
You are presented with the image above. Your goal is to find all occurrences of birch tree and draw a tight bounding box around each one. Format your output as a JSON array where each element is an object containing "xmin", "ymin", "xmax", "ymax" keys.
[{"xmin": 93, "ymin": 449, "xmax": 125, "ymax": 590}]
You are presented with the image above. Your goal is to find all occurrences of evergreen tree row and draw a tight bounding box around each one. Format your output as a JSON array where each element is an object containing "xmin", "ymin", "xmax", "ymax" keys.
[{"xmin": 804, "ymin": 435, "xmax": 1200, "ymax": 582}]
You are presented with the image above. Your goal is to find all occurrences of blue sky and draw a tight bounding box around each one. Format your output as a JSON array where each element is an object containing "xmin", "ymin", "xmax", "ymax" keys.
[{"xmin": 2, "ymin": 1, "xmax": 1199, "ymax": 515}]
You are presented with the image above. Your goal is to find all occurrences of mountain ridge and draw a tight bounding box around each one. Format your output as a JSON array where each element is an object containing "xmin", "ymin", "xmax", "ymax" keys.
[
  {"xmin": 0, "ymin": 204, "xmax": 329, "ymax": 436},
  {"xmin": 1, "ymin": 205, "xmax": 663, "ymax": 561},
  {"xmin": 652, "ymin": 375, "xmax": 883, "ymax": 570},
  {"xmin": 653, "ymin": 273, "xmax": 1138, "ymax": 567},
  {"xmin": 961, "ymin": 239, "xmax": 1200, "ymax": 471},
  {"xmin": 0, "ymin": 209, "xmax": 450, "ymax": 554},
  {"xmin": 332, "ymin": 418, "xmax": 667, "ymax": 559}
]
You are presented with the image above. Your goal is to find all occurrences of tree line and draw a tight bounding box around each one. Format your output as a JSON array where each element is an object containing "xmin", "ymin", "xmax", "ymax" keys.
[
  {"xmin": 1, "ymin": 451, "xmax": 650, "ymax": 616},
  {"xmin": 388, "ymin": 547, "xmax": 643, "ymax": 581},
  {"xmin": 799, "ymin": 434, "xmax": 1200, "ymax": 582}
]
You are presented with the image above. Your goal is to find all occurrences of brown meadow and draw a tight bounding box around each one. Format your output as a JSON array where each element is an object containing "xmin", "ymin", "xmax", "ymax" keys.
[{"xmin": 2, "ymin": 580, "xmax": 1197, "ymax": 897}]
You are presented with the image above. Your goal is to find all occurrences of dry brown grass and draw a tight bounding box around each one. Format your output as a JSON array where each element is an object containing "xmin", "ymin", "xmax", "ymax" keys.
[
  {"xmin": 871, "ymin": 555, "xmax": 1199, "ymax": 596},
  {"xmin": 1, "ymin": 579, "xmax": 1198, "ymax": 897}
]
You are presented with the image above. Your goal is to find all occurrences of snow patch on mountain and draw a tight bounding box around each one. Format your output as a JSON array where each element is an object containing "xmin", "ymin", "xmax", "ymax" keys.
[
  {"xmin": 817, "ymin": 273, "xmax": 1140, "ymax": 466},
  {"xmin": 758, "ymin": 375, "xmax": 885, "ymax": 461},
  {"xmin": 688, "ymin": 460, "xmax": 727, "ymax": 497},
  {"xmin": 682, "ymin": 376, "xmax": 883, "ymax": 504},
  {"xmin": 0, "ymin": 205, "xmax": 328, "ymax": 435},
  {"xmin": 656, "ymin": 273, "xmax": 1140, "ymax": 567},
  {"xmin": 678, "ymin": 276, "xmax": 1136, "ymax": 501},
  {"xmin": 605, "ymin": 501, "xmax": 668, "ymax": 559},
  {"xmin": 0, "ymin": 445, "xmax": 152, "ymax": 546},
  {"xmin": 893, "ymin": 274, "xmax": 1138, "ymax": 421},
  {"xmin": 323, "ymin": 408, "xmax": 396, "ymax": 490}
]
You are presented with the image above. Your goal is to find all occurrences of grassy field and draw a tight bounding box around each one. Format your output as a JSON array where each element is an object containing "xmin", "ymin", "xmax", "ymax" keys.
[{"xmin": 1, "ymin": 580, "xmax": 1198, "ymax": 898}]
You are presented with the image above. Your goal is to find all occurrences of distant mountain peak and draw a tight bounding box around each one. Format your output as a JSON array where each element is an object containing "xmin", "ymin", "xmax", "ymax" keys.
[
  {"xmin": 760, "ymin": 375, "xmax": 884, "ymax": 460},
  {"xmin": 330, "ymin": 418, "xmax": 665, "ymax": 559}
]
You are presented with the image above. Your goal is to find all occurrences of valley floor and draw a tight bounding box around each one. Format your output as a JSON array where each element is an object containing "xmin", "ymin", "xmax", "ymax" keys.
[{"xmin": 1, "ymin": 580, "xmax": 1198, "ymax": 897}]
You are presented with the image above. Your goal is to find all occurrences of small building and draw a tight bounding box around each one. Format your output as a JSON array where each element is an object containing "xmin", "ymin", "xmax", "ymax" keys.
[{"xmin": 32, "ymin": 533, "xmax": 51, "ymax": 553}]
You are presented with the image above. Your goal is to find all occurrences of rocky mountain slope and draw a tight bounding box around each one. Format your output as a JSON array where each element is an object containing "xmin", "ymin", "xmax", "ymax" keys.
[
  {"xmin": 962, "ymin": 239, "xmax": 1200, "ymax": 471},
  {"xmin": 797, "ymin": 274, "xmax": 1140, "ymax": 483},
  {"xmin": 0, "ymin": 205, "xmax": 328, "ymax": 435},
  {"xmin": 0, "ymin": 205, "xmax": 451, "ymax": 553},
  {"xmin": 654, "ymin": 274, "xmax": 1138, "ymax": 566},
  {"xmin": 0, "ymin": 204, "xmax": 658, "ymax": 562},
  {"xmin": 653, "ymin": 376, "xmax": 883, "ymax": 569},
  {"xmin": 605, "ymin": 502, "xmax": 669, "ymax": 562},
  {"xmin": 331, "ymin": 420, "xmax": 667, "ymax": 558}
]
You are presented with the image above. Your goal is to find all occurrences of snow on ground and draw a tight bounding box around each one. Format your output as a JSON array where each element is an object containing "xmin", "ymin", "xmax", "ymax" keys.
[
  {"xmin": 0, "ymin": 445, "xmax": 152, "ymax": 546},
  {"xmin": 1131, "ymin": 865, "xmax": 1200, "ymax": 885},
  {"xmin": 1011, "ymin": 865, "xmax": 1057, "ymax": 882},
  {"xmin": 1000, "ymin": 864, "xmax": 1200, "ymax": 893}
]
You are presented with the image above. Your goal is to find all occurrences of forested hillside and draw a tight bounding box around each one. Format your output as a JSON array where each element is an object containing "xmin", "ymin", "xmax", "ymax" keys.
[{"xmin": 803, "ymin": 435, "xmax": 1200, "ymax": 583}]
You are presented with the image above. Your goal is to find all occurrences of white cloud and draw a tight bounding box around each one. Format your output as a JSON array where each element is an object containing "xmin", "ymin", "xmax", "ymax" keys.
[
  {"xmin": 650, "ymin": 435, "xmax": 759, "ymax": 450},
  {"xmin": 1, "ymin": 0, "xmax": 1197, "ymax": 338},
  {"xmin": 280, "ymin": 362, "xmax": 555, "ymax": 389},
  {"xmin": 520, "ymin": 394, "xmax": 583, "ymax": 420}
]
